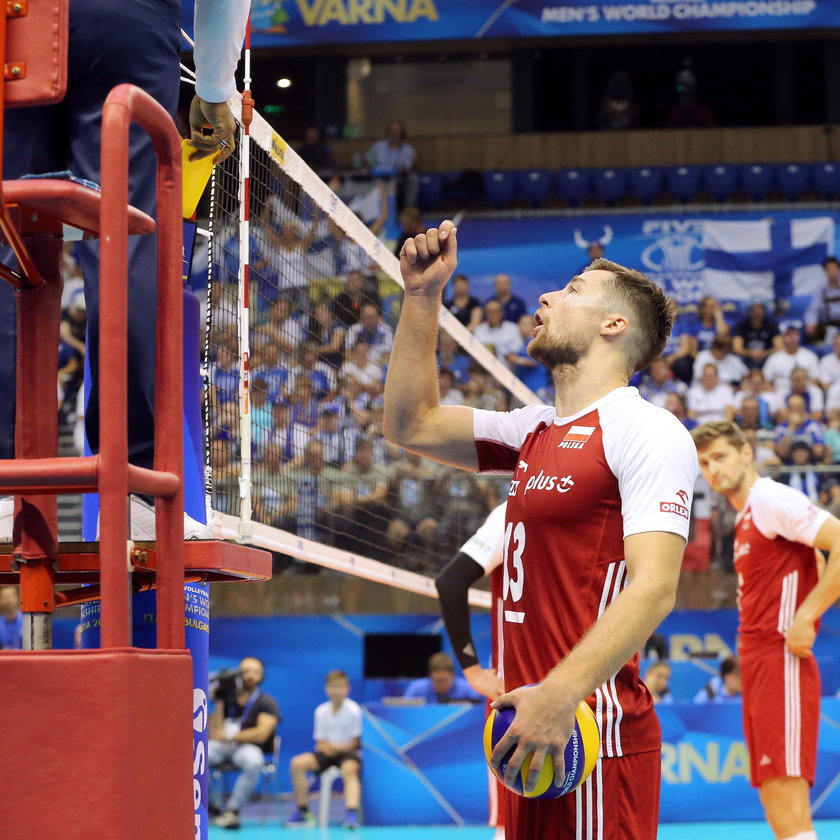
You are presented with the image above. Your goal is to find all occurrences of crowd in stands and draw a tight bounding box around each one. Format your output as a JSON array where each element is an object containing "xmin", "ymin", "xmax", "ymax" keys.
[{"xmin": 205, "ymin": 231, "xmax": 840, "ymax": 579}]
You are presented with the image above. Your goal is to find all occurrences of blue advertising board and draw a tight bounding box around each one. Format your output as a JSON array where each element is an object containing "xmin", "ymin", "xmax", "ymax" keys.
[
  {"xmin": 181, "ymin": 0, "xmax": 840, "ymax": 48},
  {"xmin": 455, "ymin": 210, "xmax": 840, "ymax": 323}
]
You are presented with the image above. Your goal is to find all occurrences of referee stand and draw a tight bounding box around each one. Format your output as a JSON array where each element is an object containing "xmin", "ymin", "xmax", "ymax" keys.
[{"xmin": 0, "ymin": 6, "xmax": 270, "ymax": 838}]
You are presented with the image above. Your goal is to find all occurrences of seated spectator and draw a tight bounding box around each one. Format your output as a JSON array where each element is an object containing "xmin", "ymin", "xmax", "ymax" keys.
[
  {"xmin": 473, "ymin": 301, "xmax": 523, "ymax": 368},
  {"xmin": 291, "ymin": 342, "xmax": 336, "ymax": 402},
  {"xmin": 437, "ymin": 330, "xmax": 472, "ymax": 386},
  {"xmin": 344, "ymin": 303, "xmax": 394, "ymax": 366},
  {"xmin": 209, "ymin": 341, "xmax": 239, "ymax": 406},
  {"xmin": 486, "ymin": 273, "xmax": 527, "ymax": 324},
  {"xmin": 804, "ymin": 256, "xmax": 840, "ymax": 347},
  {"xmin": 774, "ymin": 394, "xmax": 826, "ymax": 463},
  {"xmin": 438, "ymin": 368, "xmax": 464, "ymax": 406},
  {"xmin": 313, "ymin": 401, "xmax": 353, "ymax": 464},
  {"xmin": 666, "ymin": 67, "xmax": 716, "ymax": 128},
  {"xmin": 443, "ymin": 273, "xmax": 483, "ymax": 331},
  {"xmin": 306, "ymin": 300, "xmax": 346, "ymax": 370},
  {"xmin": 462, "ymin": 367, "xmax": 508, "ymax": 412},
  {"xmin": 779, "ymin": 440, "xmax": 824, "ymax": 501},
  {"xmin": 731, "ymin": 299, "xmax": 781, "ymax": 369},
  {"xmin": 365, "ymin": 120, "xmax": 417, "ymax": 210},
  {"xmin": 639, "ymin": 356, "xmax": 687, "ymax": 408},
  {"xmin": 775, "ymin": 366, "xmax": 825, "ymax": 421},
  {"xmin": 366, "ymin": 120, "xmax": 416, "ymax": 173},
  {"xmin": 818, "ymin": 333, "xmax": 840, "ymax": 389},
  {"xmin": 276, "ymin": 440, "xmax": 332, "ymax": 542},
  {"xmin": 296, "ymin": 126, "xmax": 333, "ymax": 173},
  {"xmin": 387, "ymin": 451, "xmax": 442, "ymax": 564},
  {"xmin": 250, "ymin": 377, "xmax": 274, "ymax": 457},
  {"xmin": 404, "ymin": 652, "xmax": 482, "ymax": 704},
  {"xmin": 742, "ymin": 428, "xmax": 780, "ymax": 470},
  {"xmin": 209, "ymin": 657, "xmax": 281, "ymax": 829},
  {"xmin": 257, "ymin": 296, "xmax": 304, "ymax": 361},
  {"xmin": 0, "ymin": 586, "xmax": 22, "ymax": 650},
  {"xmin": 734, "ymin": 395, "xmax": 774, "ymax": 434},
  {"xmin": 393, "ymin": 205, "xmax": 426, "ymax": 257},
  {"xmin": 661, "ymin": 308, "xmax": 695, "ymax": 385},
  {"xmin": 762, "ymin": 320, "xmax": 819, "ymax": 390},
  {"xmin": 287, "ymin": 670, "xmax": 363, "ymax": 830},
  {"xmin": 693, "ymin": 656, "xmax": 741, "ymax": 703},
  {"xmin": 506, "ymin": 314, "xmax": 551, "ymax": 397},
  {"xmin": 682, "ymin": 295, "xmax": 729, "ymax": 354},
  {"xmin": 733, "ymin": 368, "xmax": 778, "ymax": 426},
  {"xmin": 824, "ymin": 408, "xmax": 840, "ymax": 464},
  {"xmin": 643, "ymin": 661, "xmax": 673, "ymax": 705},
  {"xmin": 686, "ymin": 363, "xmax": 735, "ymax": 424},
  {"xmin": 596, "ymin": 70, "xmax": 639, "ymax": 131},
  {"xmin": 333, "ymin": 269, "xmax": 382, "ymax": 329},
  {"xmin": 341, "ymin": 339, "xmax": 384, "ymax": 393},
  {"xmin": 325, "ymin": 438, "xmax": 391, "ymax": 561},
  {"xmin": 664, "ymin": 392, "xmax": 697, "ymax": 430}
]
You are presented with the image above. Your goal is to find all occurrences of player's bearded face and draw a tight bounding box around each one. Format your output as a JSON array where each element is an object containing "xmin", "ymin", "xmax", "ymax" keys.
[{"xmin": 528, "ymin": 276, "xmax": 606, "ymax": 370}]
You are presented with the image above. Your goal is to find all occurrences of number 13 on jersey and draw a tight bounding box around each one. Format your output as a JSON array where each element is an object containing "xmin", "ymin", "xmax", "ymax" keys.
[{"xmin": 503, "ymin": 521, "xmax": 526, "ymax": 624}]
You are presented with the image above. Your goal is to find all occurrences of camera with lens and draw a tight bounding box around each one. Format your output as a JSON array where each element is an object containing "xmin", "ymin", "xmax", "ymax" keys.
[{"xmin": 209, "ymin": 667, "xmax": 243, "ymax": 705}]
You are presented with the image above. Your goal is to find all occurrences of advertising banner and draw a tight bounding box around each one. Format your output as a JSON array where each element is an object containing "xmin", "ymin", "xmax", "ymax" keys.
[
  {"xmin": 181, "ymin": 1, "xmax": 840, "ymax": 48},
  {"xmin": 455, "ymin": 209, "xmax": 840, "ymax": 321}
]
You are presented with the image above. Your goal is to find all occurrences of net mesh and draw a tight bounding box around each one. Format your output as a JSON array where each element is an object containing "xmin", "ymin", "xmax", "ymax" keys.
[{"xmin": 203, "ymin": 103, "xmax": 538, "ymax": 597}]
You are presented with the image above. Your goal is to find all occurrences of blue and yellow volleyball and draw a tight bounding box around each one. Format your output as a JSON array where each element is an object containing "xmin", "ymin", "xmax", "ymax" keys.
[{"xmin": 483, "ymin": 699, "xmax": 599, "ymax": 799}]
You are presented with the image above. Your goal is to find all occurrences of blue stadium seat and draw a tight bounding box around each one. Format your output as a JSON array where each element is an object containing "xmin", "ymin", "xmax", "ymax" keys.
[
  {"xmin": 702, "ymin": 164, "xmax": 738, "ymax": 202},
  {"xmin": 515, "ymin": 168, "xmax": 553, "ymax": 207},
  {"xmin": 811, "ymin": 162, "xmax": 840, "ymax": 200},
  {"xmin": 416, "ymin": 172, "xmax": 446, "ymax": 211},
  {"xmin": 482, "ymin": 169, "xmax": 517, "ymax": 209},
  {"xmin": 591, "ymin": 167, "xmax": 627, "ymax": 206},
  {"xmin": 775, "ymin": 163, "xmax": 811, "ymax": 200},
  {"xmin": 628, "ymin": 166, "xmax": 663, "ymax": 205},
  {"xmin": 739, "ymin": 163, "xmax": 775, "ymax": 201},
  {"xmin": 556, "ymin": 167, "xmax": 592, "ymax": 206},
  {"xmin": 664, "ymin": 165, "xmax": 701, "ymax": 203}
]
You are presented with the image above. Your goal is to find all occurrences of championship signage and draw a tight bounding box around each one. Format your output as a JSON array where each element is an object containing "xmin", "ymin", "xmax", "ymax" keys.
[{"xmin": 181, "ymin": 0, "xmax": 839, "ymax": 47}]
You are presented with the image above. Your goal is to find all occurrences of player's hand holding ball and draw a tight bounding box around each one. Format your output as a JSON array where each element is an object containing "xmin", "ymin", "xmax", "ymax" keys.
[{"xmin": 484, "ymin": 685, "xmax": 599, "ymax": 798}]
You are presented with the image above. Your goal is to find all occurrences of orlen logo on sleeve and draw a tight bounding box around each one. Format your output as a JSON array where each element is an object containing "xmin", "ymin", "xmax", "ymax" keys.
[{"xmin": 660, "ymin": 489, "xmax": 689, "ymax": 519}]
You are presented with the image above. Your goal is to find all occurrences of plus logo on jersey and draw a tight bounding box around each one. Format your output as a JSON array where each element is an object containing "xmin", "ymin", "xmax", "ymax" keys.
[
  {"xmin": 659, "ymin": 489, "xmax": 690, "ymax": 519},
  {"xmin": 523, "ymin": 470, "xmax": 576, "ymax": 496},
  {"xmin": 558, "ymin": 425, "xmax": 595, "ymax": 450}
]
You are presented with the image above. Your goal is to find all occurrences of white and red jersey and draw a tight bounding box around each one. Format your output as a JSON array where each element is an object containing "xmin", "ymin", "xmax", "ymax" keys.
[
  {"xmin": 734, "ymin": 476, "xmax": 828, "ymax": 653},
  {"xmin": 473, "ymin": 387, "xmax": 697, "ymax": 757},
  {"xmin": 459, "ymin": 501, "xmax": 507, "ymax": 830}
]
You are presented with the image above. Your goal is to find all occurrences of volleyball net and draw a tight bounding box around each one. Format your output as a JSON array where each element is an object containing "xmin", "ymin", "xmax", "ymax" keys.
[{"xmin": 202, "ymin": 97, "xmax": 541, "ymax": 606}]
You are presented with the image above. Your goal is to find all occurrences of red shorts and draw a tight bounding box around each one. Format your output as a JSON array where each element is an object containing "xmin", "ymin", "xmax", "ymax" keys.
[
  {"xmin": 741, "ymin": 645, "xmax": 820, "ymax": 787},
  {"xmin": 503, "ymin": 751, "xmax": 660, "ymax": 840}
]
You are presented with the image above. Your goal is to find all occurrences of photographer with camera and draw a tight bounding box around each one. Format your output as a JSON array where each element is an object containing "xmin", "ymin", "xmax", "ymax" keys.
[{"xmin": 208, "ymin": 657, "xmax": 281, "ymax": 830}]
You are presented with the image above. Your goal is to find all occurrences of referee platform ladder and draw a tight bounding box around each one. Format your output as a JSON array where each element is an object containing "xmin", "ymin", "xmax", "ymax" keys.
[{"xmin": 0, "ymin": 6, "xmax": 271, "ymax": 839}]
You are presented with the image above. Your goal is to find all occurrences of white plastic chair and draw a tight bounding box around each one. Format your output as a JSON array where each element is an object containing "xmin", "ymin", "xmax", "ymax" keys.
[{"xmin": 317, "ymin": 765, "xmax": 341, "ymax": 827}]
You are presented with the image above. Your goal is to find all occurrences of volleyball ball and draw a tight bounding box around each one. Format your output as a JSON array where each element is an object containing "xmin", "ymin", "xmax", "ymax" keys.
[{"xmin": 483, "ymin": 698, "xmax": 599, "ymax": 798}]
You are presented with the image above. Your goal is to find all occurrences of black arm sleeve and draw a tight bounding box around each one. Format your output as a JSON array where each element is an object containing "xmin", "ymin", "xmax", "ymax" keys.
[{"xmin": 435, "ymin": 552, "xmax": 486, "ymax": 671}]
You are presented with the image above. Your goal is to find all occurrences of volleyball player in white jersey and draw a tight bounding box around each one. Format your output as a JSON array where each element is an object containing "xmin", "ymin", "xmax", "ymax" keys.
[
  {"xmin": 436, "ymin": 501, "xmax": 507, "ymax": 838},
  {"xmin": 384, "ymin": 220, "xmax": 697, "ymax": 839}
]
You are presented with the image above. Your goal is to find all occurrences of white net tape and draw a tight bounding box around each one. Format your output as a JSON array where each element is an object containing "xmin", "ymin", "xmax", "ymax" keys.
[{"xmin": 203, "ymin": 95, "xmax": 541, "ymax": 607}]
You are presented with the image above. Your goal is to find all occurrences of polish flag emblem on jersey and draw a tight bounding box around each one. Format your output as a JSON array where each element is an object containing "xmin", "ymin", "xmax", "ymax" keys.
[{"xmin": 558, "ymin": 425, "xmax": 596, "ymax": 450}]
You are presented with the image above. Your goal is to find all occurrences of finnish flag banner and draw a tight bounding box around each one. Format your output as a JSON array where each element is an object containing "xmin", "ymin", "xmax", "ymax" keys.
[{"xmin": 702, "ymin": 218, "xmax": 834, "ymax": 317}]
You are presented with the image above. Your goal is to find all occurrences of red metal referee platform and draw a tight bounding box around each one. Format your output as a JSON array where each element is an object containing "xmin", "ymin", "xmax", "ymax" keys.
[{"xmin": 0, "ymin": 5, "xmax": 270, "ymax": 839}]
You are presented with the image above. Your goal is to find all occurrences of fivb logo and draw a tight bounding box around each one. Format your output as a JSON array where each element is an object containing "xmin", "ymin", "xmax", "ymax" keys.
[{"xmin": 558, "ymin": 425, "xmax": 595, "ymax": 450}]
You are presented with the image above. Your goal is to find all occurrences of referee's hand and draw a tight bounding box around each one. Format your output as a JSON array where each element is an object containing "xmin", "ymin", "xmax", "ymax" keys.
[{"xmin": 188, "ymin": 95, "xmax": 236, "ymax": 163}]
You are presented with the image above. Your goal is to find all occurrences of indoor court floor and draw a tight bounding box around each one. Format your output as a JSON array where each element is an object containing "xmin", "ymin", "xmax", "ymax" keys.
[{"xmin": 209, "ymin": 820, "xmax": 840, "ymax": 839}]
